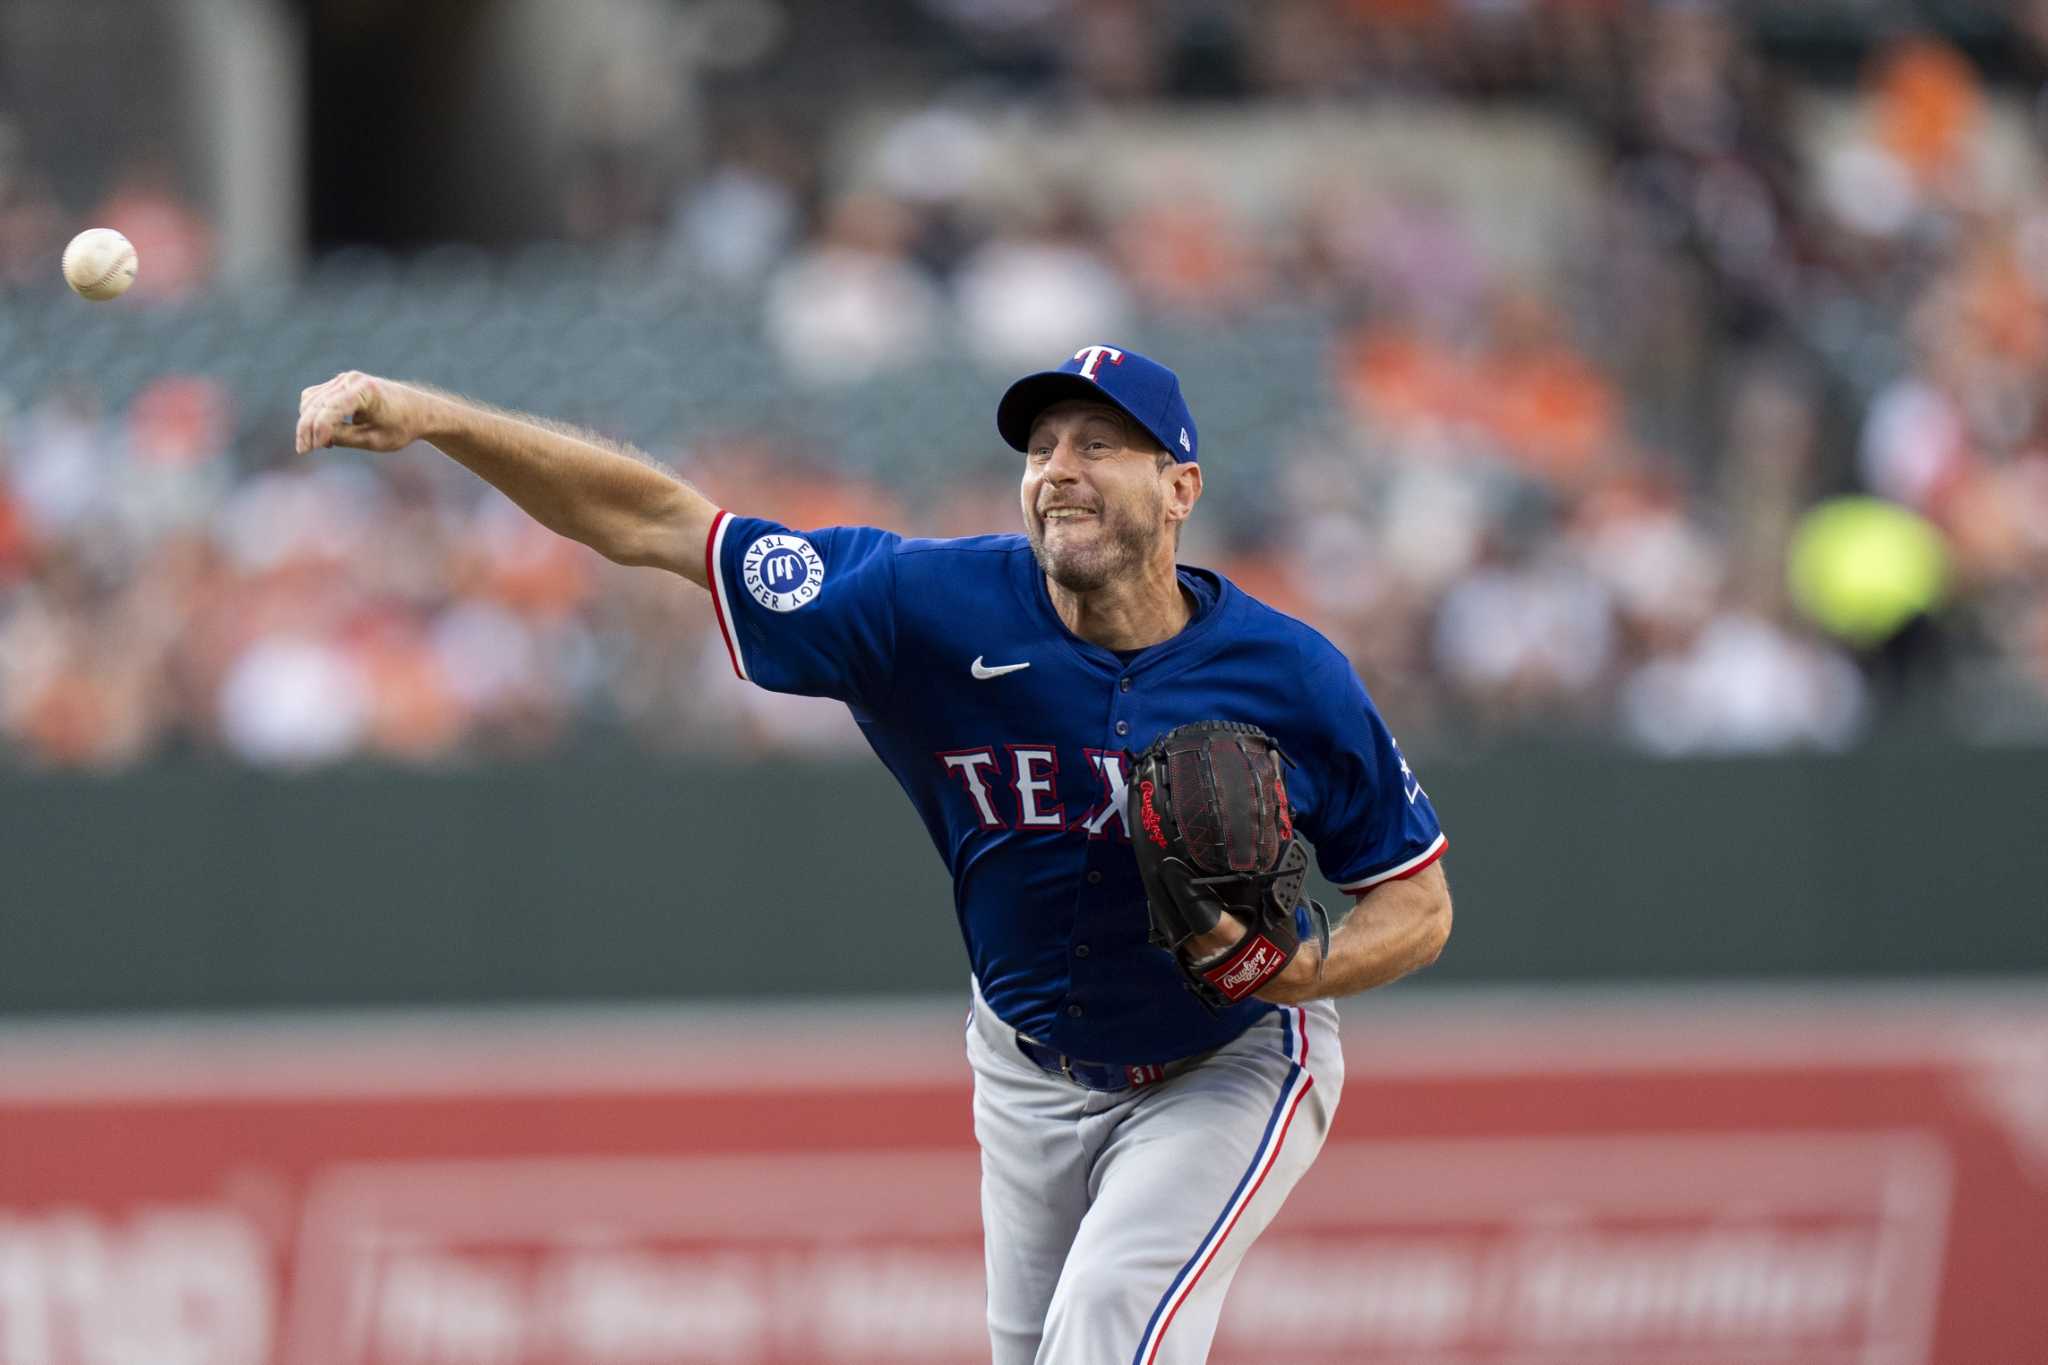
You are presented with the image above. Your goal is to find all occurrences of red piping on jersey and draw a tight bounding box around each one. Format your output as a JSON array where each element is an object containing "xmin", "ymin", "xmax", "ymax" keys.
[
  {"xmin": 1394, "ymin": 836, "xmax": 1447, "ymax": 881},
  {"xmin": 1341, "ymin": 832, "xmax": 1447, "ymax": 895},
  {"xmin": 705, "ymin": 509, "xmax": 743, "ymax": 680}
]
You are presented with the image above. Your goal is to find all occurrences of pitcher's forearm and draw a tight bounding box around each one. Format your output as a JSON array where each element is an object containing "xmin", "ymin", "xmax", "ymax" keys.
[
  {"xmin": 1318, "ymin": 879, "xmax": 1450, "ymax": 996},
  {"xmin": 417, "ymin": 389, "xmax": 716, "ymax": 583},
  {"xmin": 1261, "ymin": 862, "xmax": 1452, "ymax": 1004},
  {"xmin": 296, "ymin": 371, "xmax": 720, "ymax": 585}
]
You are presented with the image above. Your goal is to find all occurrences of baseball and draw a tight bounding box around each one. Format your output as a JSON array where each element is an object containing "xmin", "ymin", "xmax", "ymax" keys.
[{"xmin": 61, "ymin": 228, "xmax": 138, "ymax": 302}]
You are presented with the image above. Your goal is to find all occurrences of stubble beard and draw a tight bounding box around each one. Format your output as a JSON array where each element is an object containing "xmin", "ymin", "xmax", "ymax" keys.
[{"xmin": 1026, "ymin": 488, "xmax": 1164, "ymax": 593}]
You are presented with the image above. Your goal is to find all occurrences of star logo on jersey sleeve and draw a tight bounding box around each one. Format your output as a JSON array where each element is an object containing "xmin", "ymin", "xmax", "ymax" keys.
[{"xmin": 1396, "ymin": 741, "xmax": 1425, "ymax": 805}]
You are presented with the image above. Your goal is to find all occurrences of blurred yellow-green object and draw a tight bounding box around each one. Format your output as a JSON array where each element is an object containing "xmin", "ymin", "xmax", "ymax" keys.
[{"xmin": 1787, "ymin": 496, "xmax": 1948, "ymax": 647}]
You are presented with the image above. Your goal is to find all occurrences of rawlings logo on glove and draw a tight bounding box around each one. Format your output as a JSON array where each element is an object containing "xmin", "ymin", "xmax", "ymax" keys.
[
  {"xmin": 1215, "ymin": 939, "xmax": 1284, "ymax": 993},
  {"xmin": 1137, "ymin": 779, "xmax": 1168, "ymax": 849}
]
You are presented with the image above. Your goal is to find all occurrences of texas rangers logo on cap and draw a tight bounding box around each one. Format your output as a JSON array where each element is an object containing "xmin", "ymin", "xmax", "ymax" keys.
[
  {"xmin": 995, "ymin": 344, "xmax": 1199, "ymax": 464},
  {"xmin": 1073, "ymin": 345, "xmax": 1124, "ymax": 382}
]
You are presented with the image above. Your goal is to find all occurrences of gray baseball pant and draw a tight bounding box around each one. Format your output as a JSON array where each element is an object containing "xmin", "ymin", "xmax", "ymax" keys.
[{"xmin": 966, "ymin": 983, "xmax": 1343, "ymax": 1365}]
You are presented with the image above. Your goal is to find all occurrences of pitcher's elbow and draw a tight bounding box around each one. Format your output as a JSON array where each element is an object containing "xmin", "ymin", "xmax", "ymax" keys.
[{"xmin": 1418, "ymin": 899, "xmax": 1452, "ymax": 969}]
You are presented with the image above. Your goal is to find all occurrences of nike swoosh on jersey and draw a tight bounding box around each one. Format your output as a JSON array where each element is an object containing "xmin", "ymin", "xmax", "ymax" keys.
[{"xmin": 970, "ymin": 656, "xmax": 1031, "ymax": 680}]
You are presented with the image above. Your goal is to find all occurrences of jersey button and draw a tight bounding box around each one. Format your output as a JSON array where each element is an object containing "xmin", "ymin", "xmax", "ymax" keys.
[
  {"xmin": 1119, "ymin": 677, "xmax": 1132, "ymax": 693},
  {"xmin": 1074, "ymin": 944, "xmax": 1091, "ymax": 958},
  {"xmin": 1067, "ymin": 1004, "xmax": 1084, "ymax": 1018},
  {"xmin": 1085, "ymin": 869, "xmax": 1102, "ymax": 885},
  {"xmin": 1114, "ymin": 720, "xmax": 1129, "ymax": 736}
]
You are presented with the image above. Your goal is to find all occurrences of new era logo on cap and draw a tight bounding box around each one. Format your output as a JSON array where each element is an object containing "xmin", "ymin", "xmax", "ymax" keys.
[{"xmin": 996, "ymin": 344, "xmax": 1199, "ymax": 463}]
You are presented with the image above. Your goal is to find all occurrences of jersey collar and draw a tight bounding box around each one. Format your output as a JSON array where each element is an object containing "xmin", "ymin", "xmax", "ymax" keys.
[{"xmin": 1013, "ymin": 549, "xmax": 1239, "ymax": 681}]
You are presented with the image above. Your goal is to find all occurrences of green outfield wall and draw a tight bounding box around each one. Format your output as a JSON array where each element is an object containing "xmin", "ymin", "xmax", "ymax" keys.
[{"xmin": 2, "ymin": 745, "xmax": 2043, "ymax": 1014}]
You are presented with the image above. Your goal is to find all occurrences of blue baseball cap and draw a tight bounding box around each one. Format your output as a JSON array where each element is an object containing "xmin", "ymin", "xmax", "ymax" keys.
[{"xmin": 997, "ymin": 345, "xmax": 1198, "ymax": 463}]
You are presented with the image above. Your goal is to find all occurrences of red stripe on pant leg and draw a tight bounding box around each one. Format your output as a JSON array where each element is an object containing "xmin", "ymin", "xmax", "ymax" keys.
[{"xmin": 1140, "ymin": 1075, "xmax": 1314, "ymax": 1365}]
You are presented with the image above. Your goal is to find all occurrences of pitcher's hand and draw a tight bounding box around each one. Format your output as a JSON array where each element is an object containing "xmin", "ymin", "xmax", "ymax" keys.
[
  {"xmin": 295, "ymin": 371, "xmax": 439, "ymax": 455},
  {"xmin": 1185, "ymin": 909, "xmax": 1326, "ymax": 1004}
]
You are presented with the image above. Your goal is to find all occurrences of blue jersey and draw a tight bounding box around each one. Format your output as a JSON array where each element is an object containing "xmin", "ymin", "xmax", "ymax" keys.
[{"xmin": 707, "ymin": 512, "xmax": 1448, "ymax": 1064}]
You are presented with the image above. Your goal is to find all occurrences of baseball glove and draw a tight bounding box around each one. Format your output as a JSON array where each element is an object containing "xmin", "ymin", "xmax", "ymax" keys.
[{"xmin": 1130, "ymin": 721, "xmax": 1331, "ymax": 1012}]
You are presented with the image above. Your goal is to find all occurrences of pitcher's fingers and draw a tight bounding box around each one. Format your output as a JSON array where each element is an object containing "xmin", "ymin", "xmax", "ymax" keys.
[
  {"xmin": 327, "ymin": 371, "xmax": 369, "ymax": 411},
  {"xmin": 321, "ymin": 377, "xmax": 374, "ymax": 444},
  {"xmin": 295, "ymin": 399, "xmax": 330, "ymax": 453},
  {"xmin": 297, "ymin": 393, "xmax": 336, "ymax": 452},
  {"xmin": 295, "ymin": 377, "xmax": 343, "ymax": 452},
  {"xmin": 323, "ymin": 415, "xmax": 381, "ymax": 449},
  {"xmin": 305, "ymin": 396, "xmax": 349, "ymax": 451},
  {"xmin": 311, "ymin": 407, "xmax": 346, "ymax": 450}
]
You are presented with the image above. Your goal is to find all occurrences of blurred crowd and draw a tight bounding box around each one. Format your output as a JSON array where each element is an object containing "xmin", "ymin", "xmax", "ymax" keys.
[{"xmin": 2, "ymin": 1, "xmax": 2048, "ymax": 769}]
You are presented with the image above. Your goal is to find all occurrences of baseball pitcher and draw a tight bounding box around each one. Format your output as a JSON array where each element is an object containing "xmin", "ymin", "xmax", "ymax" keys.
[{"xmin": 296, "ymin": 344, "xmax": 1452, "ymax": 1364}]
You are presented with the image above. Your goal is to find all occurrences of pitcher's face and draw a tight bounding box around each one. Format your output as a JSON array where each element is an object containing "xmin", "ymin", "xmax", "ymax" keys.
[{"xmin": 1021, "ymin": 401, "xmax": 1172, "ymax": 593}]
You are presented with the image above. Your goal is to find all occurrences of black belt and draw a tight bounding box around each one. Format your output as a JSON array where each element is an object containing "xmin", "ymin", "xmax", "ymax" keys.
[{"xmin": 1012, "ymin": 1033, "xmax": 1181, "ymax": 1093}]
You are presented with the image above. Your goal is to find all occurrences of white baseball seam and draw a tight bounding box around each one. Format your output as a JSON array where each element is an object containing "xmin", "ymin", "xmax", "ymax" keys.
[
  {"xmin": 90, "ymin": 252, "xmax": 133, "ymax": 292},
  {"xmin": 74, "ymin": 247, "xmax": 134, "ymax": 294}
]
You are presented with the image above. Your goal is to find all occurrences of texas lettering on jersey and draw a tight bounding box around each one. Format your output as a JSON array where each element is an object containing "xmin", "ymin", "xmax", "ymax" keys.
[{"xmin": 938, "ymin": 746, "xmax": 1131, "ymax": 838}]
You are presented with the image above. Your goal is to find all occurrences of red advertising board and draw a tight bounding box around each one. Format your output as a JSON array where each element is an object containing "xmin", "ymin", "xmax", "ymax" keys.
[{"xmin": 1, "ymin": 992, "xmax": 2043, "ymax": 1364}]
